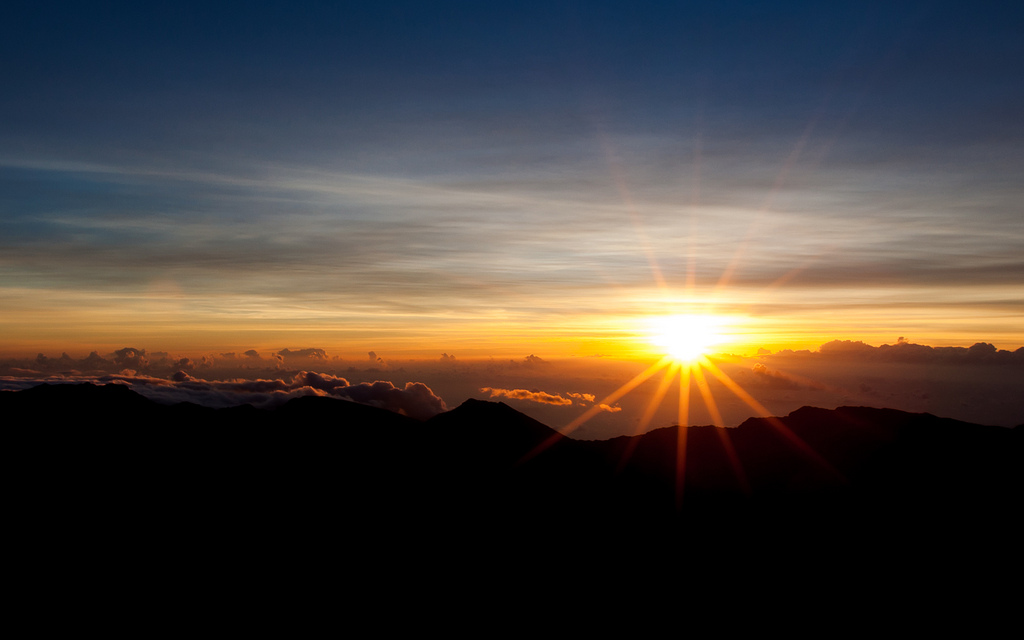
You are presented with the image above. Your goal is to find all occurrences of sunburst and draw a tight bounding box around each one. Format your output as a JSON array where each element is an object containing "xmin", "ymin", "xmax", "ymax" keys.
[
  {"xmin": 524, "ymin": 317, "xmax": 842, "ymax": 506},
  {"xmin": 519, "ymin": 118, "xmax": 847, "ymax": 505}
]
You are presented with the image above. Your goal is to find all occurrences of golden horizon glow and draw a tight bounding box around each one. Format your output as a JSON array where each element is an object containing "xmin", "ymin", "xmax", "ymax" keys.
[{"xmin": 3, "ymin": 281, "xmax": 1022, "ymax": 361}]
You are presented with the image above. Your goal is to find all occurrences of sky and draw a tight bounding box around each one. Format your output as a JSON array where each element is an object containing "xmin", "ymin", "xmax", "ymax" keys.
[{"xmin": 2, "ymin": 2, "xmax": 1023, "ymax": 431}]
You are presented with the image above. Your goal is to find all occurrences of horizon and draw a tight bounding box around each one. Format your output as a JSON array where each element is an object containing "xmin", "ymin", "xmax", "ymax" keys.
[{"xmin": 4, "ymin": 337, "xmax": 1022, "ymax": 438}]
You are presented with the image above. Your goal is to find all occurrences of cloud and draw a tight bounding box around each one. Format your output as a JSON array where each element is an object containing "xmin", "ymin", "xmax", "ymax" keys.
[
  {"xmin": 506, "ymin": 354, "xmax": 550, "ymax": 368},
  {"xmin": 335, "ymin": 380, "xmax": 447, "ymax": 420},
  {"xmin": 752, "ymin": 340, "xmax": 1024, "ymax": 427},
  {"xmin": 2, "ymin": 347, "xmax": 291, "ymax": 379},
  {"xmin": 480, "ymin": 387, "xmax": 573, "ymax": 406},
  {"xmin": 0, "ymin": 371, "xmax": 448, "ymax": 420},
  {"xmin": 478, "ymin": 387, "xmax": 603, "ymax": 409},
  {"xmin": 799, "ymin": 340, "xmax": 1024, "ymax": 365},
  {"xmin": 597, "ymin": 404, "xmax": 622, "ymax": 413},
  {"xmin": 8, "ymin": 368, "xmax": 41, "ymax": 376},
  {"xmin": 741, "ymin": 363, "xmax": 803, "ymax": 390},
  {"xmin": 173, "ymin": 356, "xmax": 211, "ymax": 372},
  {"xmin": 278, "ymin": 348, "xmax": 327, "ymax": 361},
  {"xmin": 566, "ymin": 392, "xmax": 596, "ymax": 403},
  {"xmin": 113, "ymin": 347, "xmax": 148, "ymax": 369}
]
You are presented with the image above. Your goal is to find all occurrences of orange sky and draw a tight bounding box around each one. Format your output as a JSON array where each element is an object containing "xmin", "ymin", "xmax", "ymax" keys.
[{"xmin": 2, "ymin": 282, "xmax": 1020, "ymax": 360}]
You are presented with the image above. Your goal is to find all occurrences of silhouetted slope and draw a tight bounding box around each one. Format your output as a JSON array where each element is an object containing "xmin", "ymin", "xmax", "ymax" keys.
[
  {"xmin": 585, "ymin": 405, "xmax": 1020, "ymax": 524},
  {"xmin": 5, "ymin": 383, "xmax": 1021, "ymax": 589},
  {"xmin": 425, "ymin": 398, "xmax": 566, "ymax": 456},
  {"xmin": 422, "ymin": 397, "xmax": 582, "ymax": 480},
  {"xmin": 420, "ymin": 398, "xmax": 609, "ymax": 527},
  {"xmin": 6, "ymin": 384, "xmax": 1019, "ymax": 518}
]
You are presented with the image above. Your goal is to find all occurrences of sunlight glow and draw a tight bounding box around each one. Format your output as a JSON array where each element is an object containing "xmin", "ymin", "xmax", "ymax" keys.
[{"xmin": 648, "ymin": 314, "xmax": 727, "ymax": 363}]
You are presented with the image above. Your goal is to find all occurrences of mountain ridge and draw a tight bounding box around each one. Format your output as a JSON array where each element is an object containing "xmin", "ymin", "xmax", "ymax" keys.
[
  {"xmin": 5, "ymin": 382, "xmax": 1018, "ymax": 513},
  {"xmin": 5, "ymin": 381, "xmax": 1021, "ymax": 600}
]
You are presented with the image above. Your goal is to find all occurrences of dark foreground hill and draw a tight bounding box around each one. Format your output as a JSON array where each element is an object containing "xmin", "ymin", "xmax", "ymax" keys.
[{"xmin": 4, "ymin": 383, "xmax": 1021, "ymax": 613}]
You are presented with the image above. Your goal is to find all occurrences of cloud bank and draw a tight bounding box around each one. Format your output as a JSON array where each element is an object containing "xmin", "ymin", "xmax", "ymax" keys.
[{"xmin": 0, "ymin": 371, "xmax": 447, "ymax": 420}]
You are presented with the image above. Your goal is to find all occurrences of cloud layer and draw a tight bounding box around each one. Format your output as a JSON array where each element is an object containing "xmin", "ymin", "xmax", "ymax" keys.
[{"xmin": 0, "ymin": 371, "xmax": 447, "ymax": 421}]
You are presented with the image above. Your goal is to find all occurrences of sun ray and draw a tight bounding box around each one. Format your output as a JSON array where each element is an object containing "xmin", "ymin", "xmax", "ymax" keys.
[
  {"xmin": 615, "ymin": 361, "xmax": 680, "ymax": 473},
  {"xmin": 675, "ymin": 362, "xmax": 692, "ymax": 509},
  {"xmin": 752, "ymin": 363, "xmax": 847, "ymax": 396},
  {"xmin": 518, "ymin": 355, "xmax": 674, "ymax": 464},
  {"xmin": 598, "ymin": 129, "xmax": 667, "ymax": 293},
  {"xmin": 636, "ymin": 361, "xmax": 680, "ymax": 435},
  {"xmin": 577, "ymin": 77, "xmax": 862, "ymax": 505},
  {"xmin": 691, "ymin": 361, "xmax": 751, "ymax": 495},
  {"xmin": 562, "ymin": 355, "xmax": 673, "ymax": 435},
  {"xmin": 700, "ymin": 358, "xmax": 846, "ymax": 484},
  {"xmin": 678, "ymin": 362, "xmax": 691, "ymax": 429},
  {"xmin": 761, "ymin": 255, "xmax": 821, "ymax": 292},
  {"xmin": 690, "ymin": 361, "xmax": 723, "ymax": 428}
]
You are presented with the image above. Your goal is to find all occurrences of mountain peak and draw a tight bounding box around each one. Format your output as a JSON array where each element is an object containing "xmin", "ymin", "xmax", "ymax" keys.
[{"xmin": 426, "ymin": 396, "xmax": 567, "ymax": 456}]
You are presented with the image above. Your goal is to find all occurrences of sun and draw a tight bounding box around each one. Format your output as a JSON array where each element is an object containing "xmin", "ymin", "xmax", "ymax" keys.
[
  {"xmin": 531, "ymin": 310, "xmax": 839, "ymax": 507},
  {"xmin": 648, "ymin": 314, "xmax": 725, "ymax": 363}
]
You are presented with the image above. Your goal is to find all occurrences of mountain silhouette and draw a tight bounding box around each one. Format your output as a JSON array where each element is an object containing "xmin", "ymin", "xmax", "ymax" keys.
[{"xmin": 5, "ymin": 382, "xmax": 1020, "ymax": 601}]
